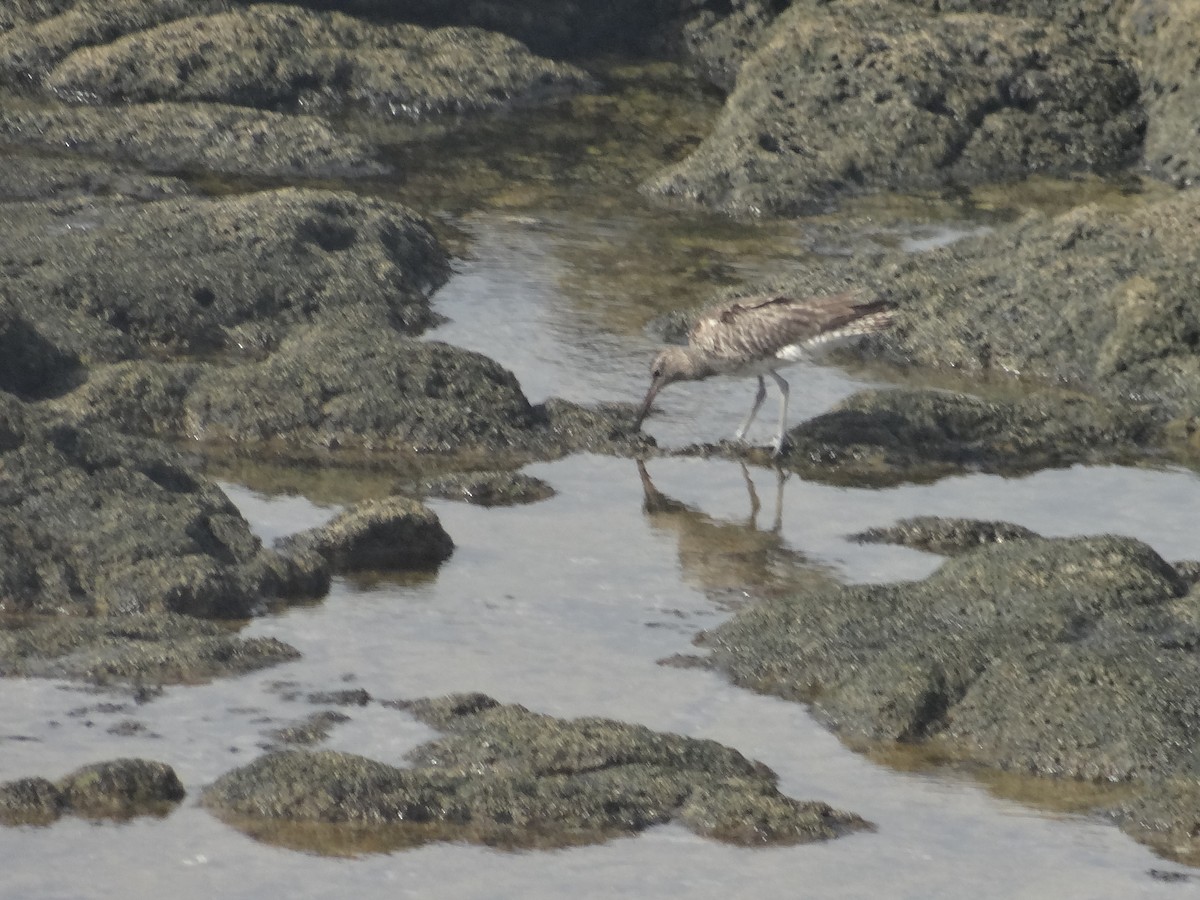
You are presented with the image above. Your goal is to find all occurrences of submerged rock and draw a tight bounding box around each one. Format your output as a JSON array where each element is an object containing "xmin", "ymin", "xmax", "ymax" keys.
[
  {"xmin": 648, "ymin": 2, "xmax": 1144, "ymax": 214},
  {"xmin": 0, "ymin": 759, "xmax": 184, "ymax": 825},
  {"xmin": 57, "ymin": 759, "xmax": 185, "ymax": 818},
  {"xmin": 413, "ymin": 470, "xmax": 556, "ymax": 506},
  {"xmin": 266, "ymin": 711, "xmax": 352, "ymax": 748},
  {"xmin": 850, "ymin": 516, "xmax": 1040, "ymax": 555},
  {"xmin": 203, "ymin": 694, "xmax": 868, "ymax": 850},
  {"xmin": 704, "ymin": 533, "xmax": 1200, "ymax": 858},
  {"xmin": 280, "ymin": 497, "xmax": 454, "ymax": 573}
]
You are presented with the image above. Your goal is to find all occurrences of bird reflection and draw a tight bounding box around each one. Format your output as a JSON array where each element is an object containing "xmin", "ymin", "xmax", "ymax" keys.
[{"xmin": 637, "ymin": 459, "xmax": 835, "ymax": 608}]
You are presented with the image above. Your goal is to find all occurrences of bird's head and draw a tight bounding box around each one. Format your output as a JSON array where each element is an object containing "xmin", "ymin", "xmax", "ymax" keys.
[{"xmin": 634, "ymin": 347, "xmax": 695, "ymax": 431}]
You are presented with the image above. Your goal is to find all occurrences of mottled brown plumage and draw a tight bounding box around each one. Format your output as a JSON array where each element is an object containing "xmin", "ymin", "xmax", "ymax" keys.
[{"xmin": 635, "ymin": 291, "xmax": 892, "ymax": 454}]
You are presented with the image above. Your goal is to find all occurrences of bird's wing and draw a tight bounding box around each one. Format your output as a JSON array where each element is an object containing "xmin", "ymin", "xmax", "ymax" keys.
[{"xmin": 688, "ymin": 291, "xmax": 885, "ymax": 360}]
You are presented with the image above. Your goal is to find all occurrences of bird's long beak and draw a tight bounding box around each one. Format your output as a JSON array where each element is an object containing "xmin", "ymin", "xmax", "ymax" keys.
[{"xmin": 633, "ymin": 380, "xmax": 662, "ymax": 431}]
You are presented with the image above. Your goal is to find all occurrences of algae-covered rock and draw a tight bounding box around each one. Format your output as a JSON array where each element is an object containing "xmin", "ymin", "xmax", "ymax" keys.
[
  {"xmin": 648, "ymin": 2, "xmax": 1144, "ymax": 214},
  {"xmin": 266, "ymin": 711, "xmax": 352, "ymax": 748},
  {"xmin": 203, "ymin": 694, "xmax": 868, "ymax": 850},
  {"xmin": 57, "ymin": 759, "xmax": 184, "ymax": 818},
  {"xmin": 705, "ymin": 532, "xmax": 1200, "ymax": 855},
  {"xmin": 0, "ymin": 189, "xmax": 447, "ymax": 363},
  {"xmin": 0, "ymin": 400, "xmax": 327, "ymax": 618},
  {"xmin": 0, "ymin": 613, "xmax": 301, "ymax": 683},
  {"xmin": 414, "ymin": 470, "xmax": 556, "ymax": 506},
  {"xmin": 43, "ymin": 5, "xmax": 590, "ymax": 119},
  {"xmin": 0, "ymin": 101, "xmax": 388, "ymax": 178},
  {"xmin": 0, "ymin": 759, "xmax": 185, "ymax": 825},
  {"xmin": 186, "ymin": 325, "xmax": 538, "ymax": 452},
  {"xmin": 0, "ymin": 0, "xmax": 227, "ymax": 83},
  {"xmin": 0, "ymin": 154, "xmax": 191, "ymax": 202},
  {"xmin": 850, "ymin": 516, "xmax": 1039, "ymax": 555},
  {"xmin": 0, "ymin": 777, "xmax": 63, "ymax": 825},
  {"xmin": 706, "ymin": 534, "xmax": 1193, "ymax": 760},
  {"xmin": 280, "ymin": 497, "xmax": 454, "ymax": 573},
  {"xmin": 876, "ymin": 189, "xmax": 1200, "ymax": 421},
  {"xmin": 774, "ymin": 388, "xmax": 1154, "ymax": 483}
]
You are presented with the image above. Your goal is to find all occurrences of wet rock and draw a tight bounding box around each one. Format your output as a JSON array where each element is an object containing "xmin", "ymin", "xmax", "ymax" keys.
[
  {"xmin": 0, "ymin": 154, "xmax": 191, "ymax": 202},
  {"xmin": 850, "ymin": 516, "xmax": 1040, "ymax": 555},
  {"xmin": 279, "ymin": 497, "xmax": 453, "ymax": 573},
  {"xmin": 0, "ymin": 407, "xmax": 328, "ymax": 617},
  {"xmin": 414, "ymin": 470, "xmax": 556, "ymax": 506},
  {"xmin": 678, "ymin": 0, "xmax": 784, "ymax": 91},
  {"xmin": 0, "ymin": 0, "xmax": 227, "ymax": 83},
  {"xmin": 0, "ymin": 102, "xmax": 388, "ymax": 179},
  {"xmin": 266, "ymin": 711, "xmax": 351, "ymax": 747},
  {"xmin": 203, "ymin": 694, "xmax": 868, "ymax": 849},
  {"xmin": 773, "ymin": 388, "xmax": 1155, "ymax": 484},
  {"xmin": 647, "ymin": 2, "xmax": 1145, "ymax": 214},
  {"xmin": 0, "ymin": 189, "xmax": 447, "ymax": 363},
  {"xmin": 307, "ymin": 688, "xmax": 372, "ymax": 706},
  {"xmin": 0, "ymin": 298, "xmax": 83, "ymax": 400},
  {"xmin": 0, "ymin": 613, "xmax": 301, "ymax": 684},
  {"xmin": 704, "ymin": 534, "xmax": 1200, "ymax": 854},
  {"xmin": 875, "ymin": 189, "xmax": 1200, "ymax": 422},
  {"xmin": 1121, "ymin": 2, "xmax": 1200, "ymax": 187},
  {"xmin": 43, "ymin": 5, "xmax": 590, "ymax": 119},
  {"xmin": 56, "ymin": 759, "xmax": 184, "ymax": 818},
  {"xmin": 188, "ymin": 324, "xmax": 536, "ymax": 452},
  {"xmin": 0, "ymin": 777, "xmax": 63, "ymax": 825}
]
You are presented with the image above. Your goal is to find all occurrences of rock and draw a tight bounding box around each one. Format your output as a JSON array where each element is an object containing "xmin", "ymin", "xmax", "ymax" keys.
[
  {"xmin": 56, "ymin": 758, "xmax": 184, "ymax": 818},
  {"xmin": 413, "ymin": 470, "xmax": 556, "ymax": 506},
  {"xmin": 266, "ymin": 711, "xmax": 352, "ymax": 747},
  {"xmin": 188, "ymin": 325, "xmax": 536, "ymax": 452},
  {"xmin": 703, "ymin": 534, "xmax": 1200, "ymax": 856},
  {"xmin": 0, "ymin": 759, "xmax": 185, "ymax": 825},
  {"xmin": 0, "ymin": 189, "xmax": 447, "ymax": 363},
  {"xmin": 850, "ymin": 516, "xmax": 1040, "ymax": 555},
  {"xmin": 203, "ymin": 694, "xmax": 868, "ymax": 849},
  {"xmin": 0, "ymin": 777, "xmax": 63, "ymax": 825},
  {"xmin": 43, "ymin": 5, "xmax": 591, "ymax": 119},
  {"xmin": 678, "ymin": 0, "xmax": 783, "ymax": 91},
  {"xmin": 306, "ymin": 688, "xmax": 372, "ymax": 706},
  {"xmin": 0, "ymin": 0, "xmax": 227, "ymax": 83},
  {"xmin": 0, "ymin": 298, "xmax": 83, "ymax": 399},
  {"xmin": 875, "ymin": 189, "xmax": 1200, "ymax": 422},
  {"xmin": 0, "ymin": 102, "xmax": 388, "ymax": 179},
  {"xmin": 772, "ymin": 388, "xmax": 1155, "ymax": 483},
  {"xmin": 0, "ymin": 154, "xmax": 191, "ymax": 202},
  {"xmin": 1121, "ymin": 1, "xmax": 1200, "ymax": 187},
  {"xmin": 0, "ymin": 613, "xmax": 301, "ymax": 684},
  {"xmin": 646, "ymin": 2, "xmax": 1145, "ymax": 214},
  {"xmin": 0, "ymin": 402, "xmax": 328, "ymax": 617},
  {"xmin": 280, "ymin": 497, "xmax": 454, "ymax": 573}
]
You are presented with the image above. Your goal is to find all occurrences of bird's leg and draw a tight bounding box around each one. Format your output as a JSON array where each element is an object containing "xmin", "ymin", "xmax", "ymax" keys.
[
  {"xmin": 769, "ymin": 370, "xmax": 790, "ymax": 456},
  {"xmin": 735, "ymin": 376, "xmax": 767, "ymax": 442}
]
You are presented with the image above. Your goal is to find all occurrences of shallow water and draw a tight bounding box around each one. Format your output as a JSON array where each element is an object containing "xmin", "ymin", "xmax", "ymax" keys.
[
  {"xmin": 5, "ymin": 453, "xmax": 1200, "ymax": 899},
  {"xmin": 4, "ymin": 62, "xmax": 1199, "ymax": 900},
  {"xmin": 5, "ymin": 205, "xmax": 1200, "ymax": 897}
]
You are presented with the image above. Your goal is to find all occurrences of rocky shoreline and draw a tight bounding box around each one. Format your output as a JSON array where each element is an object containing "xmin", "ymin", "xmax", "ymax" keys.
[{"xmin": 3, "ymin": 0, "xmax": 1200, "ymax": 870}]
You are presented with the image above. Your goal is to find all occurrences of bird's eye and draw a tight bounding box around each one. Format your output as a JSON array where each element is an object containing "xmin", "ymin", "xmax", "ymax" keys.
[{"xmin": 652, "ymin": 367, "xmax": 663, "ymax": 378}]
